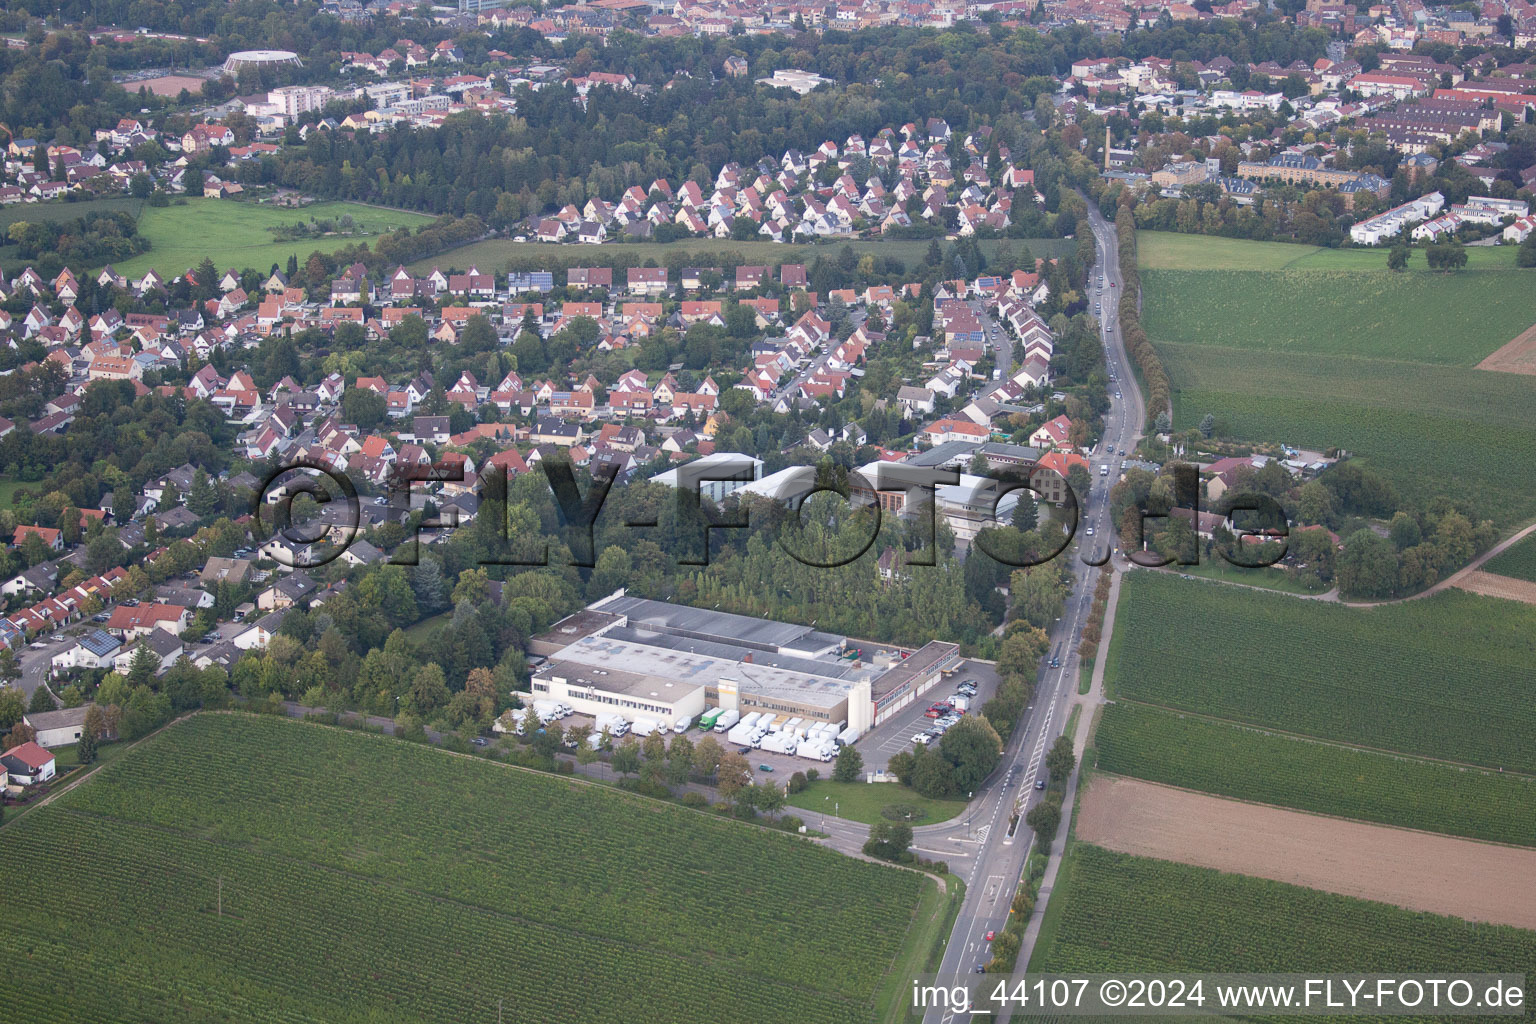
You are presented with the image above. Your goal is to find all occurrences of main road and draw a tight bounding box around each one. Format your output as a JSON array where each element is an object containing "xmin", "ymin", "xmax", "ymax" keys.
[{"xmin": 920, "ymin": 199, "xmax": 1144, "ymax": 1023}]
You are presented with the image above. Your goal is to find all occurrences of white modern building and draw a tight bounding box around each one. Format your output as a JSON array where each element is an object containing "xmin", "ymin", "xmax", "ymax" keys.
[
  {"xmin": 1349, "ymin": 191, "xmax": 1445, "ymax": 245},
  {"xmin": 650, "ymin": 452, "xmax": 764, "ymax": 503}
]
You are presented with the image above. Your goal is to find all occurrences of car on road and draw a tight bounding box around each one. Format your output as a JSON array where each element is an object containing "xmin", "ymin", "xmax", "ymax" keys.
[
  {"xmin": 1050, "ymin": 656, "xmax": 1060, "ymax": 668},
  {"xmin": 985, "ymin": 930, "xmax": 995, "ymax": 942},
  {"xmin": 471, "ymin": 737, "xmax": 488, "ymax": 746},
  {"xmin": 976, "ymin": 964, "xmax": 987, "ymax": 974},
  {"xmin": 1115, "ymin": 391, "xmax": 1122, "ymax": 399},
  {"xmin": 1035, "ymin": 778, "xmax": 1047, "ymax": 791},
  {"xmin": 91, "ymin": 613, "xmax": 109, "ymax": 622},
  {"xmin": 1086, "ymin": 526, "xmax": 1095, "ymax": 536}
]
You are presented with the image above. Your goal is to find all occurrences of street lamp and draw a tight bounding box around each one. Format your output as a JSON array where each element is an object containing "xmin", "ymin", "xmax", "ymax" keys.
[
  {"xmin": 822, "ymin": 794, "xmax": 828, "ymax": 830},
  {"xmin": 967, "ymin": 791, "xmax": 974, "ymax": 838}
]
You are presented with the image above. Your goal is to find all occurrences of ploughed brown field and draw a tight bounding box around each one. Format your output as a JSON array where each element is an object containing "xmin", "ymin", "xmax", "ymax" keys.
[
  {"xmin": 1476, "ymin": 322, "xmax": 1536, "ymax": 375},
  {"xmin": 1075, "ymin": 775, "xmax": 1536, "ymax": 930}
]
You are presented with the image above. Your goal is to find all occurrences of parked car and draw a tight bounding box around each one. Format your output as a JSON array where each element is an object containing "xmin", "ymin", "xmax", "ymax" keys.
[
  {"xmin": 471, "ymin": 737, "xmax": 488, "ymax": 747},
  {"xmin": 1035, "ymin": 778, "xmax": 1047, "ymax": 791},
  {"xmin": 758, "ymin": 764, "xmax": 774, "ymax": 772},
  {"xmin": 912, "ymin": 733, "xmax": 932, "ymax": 745},
  {"xmin": 737, "ymin": 746, "xmax": 752, "ymax": 755}
]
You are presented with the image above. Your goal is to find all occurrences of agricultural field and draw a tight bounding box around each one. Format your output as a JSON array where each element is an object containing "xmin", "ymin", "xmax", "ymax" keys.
[
  {"xmin": 111, "ymin": 199, "xmax": 435, "ymax": 279},
  {"xmin": 408, "ymin": 236, "xmax": 1073, "ymax": 276},
  {"xmin": 1482, "ymin": 533, "xmax": 1536, "ymax": 583},
  {"xmin": 1093, "ymin": 702, "xmax": 1536, "ymax": 846},
  {"xmin": 0, "ymin": 713, "xmax": 935, "ymax": 1024},
  {"xmin": 1104, "ymin": 571, "xmax": 1536, "ymax": 773},
  {"xmin": 1034, "ymin": 844, "xmax": 1536, "ymax": 980},
  {"xmin": 1138, "ymin": 230, "xmax": 1524, "ymax": 272},
  {"xmin": 1155, "ymin": 341, "xmax": 1536, "ymax": 525},
  {"xmin": 1138, "ymin": 232, "xmax": 1536, "ymax": 526}
]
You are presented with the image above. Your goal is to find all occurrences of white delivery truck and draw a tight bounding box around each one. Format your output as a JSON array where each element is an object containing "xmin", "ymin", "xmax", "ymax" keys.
[
  {"xmin": 673, "ymin": 715, "xmax": 693, "ymax": 733},
  {"xmin": 713, "ymin": 709, "xmax": 741, "ymax": 733},
  {"xmin": 739, "ymin": 711, "xmax": 761, "ymax": 731},
  {"xmin": 630, "ymin": 717, "xmax": 660, "ymax": 737},
  {"xmin": 836, "ymin": 725, "xmax": 863, "ymax": 746},
  {"xmin": 727, "ymin": 722, "xmax": 756, "ymax": 746},
  {"xmin": 783, "ymin": 717, "xmax": 803, "ymax": 737}
]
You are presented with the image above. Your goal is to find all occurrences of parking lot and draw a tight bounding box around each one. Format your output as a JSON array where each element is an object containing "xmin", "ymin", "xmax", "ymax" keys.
[{"xmin": 858, "ymin": 659, "xmax": 1001, "ymax": 772}]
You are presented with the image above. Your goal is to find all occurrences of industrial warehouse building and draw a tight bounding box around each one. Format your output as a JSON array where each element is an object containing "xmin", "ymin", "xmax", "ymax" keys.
[{"xmin": 525, "ymin": 594, "xmax": 960, "ymax": 738}]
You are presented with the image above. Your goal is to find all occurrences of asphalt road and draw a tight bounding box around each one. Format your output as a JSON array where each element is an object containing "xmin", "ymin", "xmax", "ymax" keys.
[{"xmin": 920, "ymin": 205, "xmax": 1143, "ymax": 1022}]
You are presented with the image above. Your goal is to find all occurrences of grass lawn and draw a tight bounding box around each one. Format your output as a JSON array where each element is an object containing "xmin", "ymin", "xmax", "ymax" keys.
[
  {"xmin": 785, "ymin": 778, "xmax": 967, "ymax": 827},
  {"xmin": 1482, "ymin": 532, "xmax": 1536, "ymax": 583},
  {"xmin": 111, "ymin": 199, "xmax": 435, "ymax": 279},
  {"xmin": 0, "ymin": 478, "xmax": 38, "ymax": 516},
  {"xmin": 410, "ymin": 235, "xmax": 1075, "ymax": 276},
  {"xmin": 1156, "ymin": 559, "xmax": 1331, "ymax": 595},
  {"xmin": 401, "ymin": 608, "xmax": 453, "ymax": 642}
]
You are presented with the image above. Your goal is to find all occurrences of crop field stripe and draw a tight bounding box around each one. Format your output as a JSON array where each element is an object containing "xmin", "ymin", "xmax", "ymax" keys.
[
  {"xmin": 0, "ymin": 713, "xmax": 930, "ymax": 1024},
  {"xmin": 1093, "ymin": 701, "xmax": 1536, "ymax": 847},
  {"xmin": 1033, "ymin": 844, "xmax": 1536, "ymax": 978},
  {"xmin": 1102, "ymin": 572, "xmax": 1536, "ymax": 773},
  {"xmin": 1481, "ymin": 532, "xmax": 1536, "ymax": 583}
]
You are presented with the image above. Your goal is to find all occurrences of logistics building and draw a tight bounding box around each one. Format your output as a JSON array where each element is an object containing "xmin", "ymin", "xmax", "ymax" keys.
[{"xmin": 524, "ymin": 593, "xmax": 960, "ymax": 738}]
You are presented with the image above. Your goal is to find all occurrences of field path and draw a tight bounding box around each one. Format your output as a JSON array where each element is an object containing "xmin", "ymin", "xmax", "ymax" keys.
[
  {"xmin": 1454, "ymin": 570, "xmax": 1536, "ymax": 605},
  {"xmin": 1076, "ymin": 775, "xmax": 1536, "ymax": 929}
]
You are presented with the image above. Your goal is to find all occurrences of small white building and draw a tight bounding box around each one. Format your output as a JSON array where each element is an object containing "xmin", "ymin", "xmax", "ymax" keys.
[{"xmin": 23, "ymin": 705, "xmax": 93, "ymax": 748}]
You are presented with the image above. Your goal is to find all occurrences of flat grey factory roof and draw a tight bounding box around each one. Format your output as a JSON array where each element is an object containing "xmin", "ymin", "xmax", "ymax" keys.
[
  {"xmin": 605, "ymin": 624, "xmax": 862, "ymax": 681},
  {"xmin": 603, "ymin": 595, "xmax": 819, "ymax": 651},
  {"xmin": 549, "ymin": 634, "xmax": 854, "ymax": 709}
]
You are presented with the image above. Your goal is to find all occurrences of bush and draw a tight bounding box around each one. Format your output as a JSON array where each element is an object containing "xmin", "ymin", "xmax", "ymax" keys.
[
  {"xmin": 680, "ymin": 791, "xmax": 709, "ymax": 808},
  {"xmin": 787, "ymin": 771, "xmax": 809, "ymax": 794}
]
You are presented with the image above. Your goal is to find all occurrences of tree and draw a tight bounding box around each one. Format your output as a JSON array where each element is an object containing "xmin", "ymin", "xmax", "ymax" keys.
[
  {"xmin": 909, "ymin": 747, "xmax": 957, "ymax": 798},
  {"xmin": 0, "ymin": 684, "xmax": 26, "ymax": 728},
  {"xmin": 832, "ymin": 744, "xmax": 863, "ymax": 782},
  {"xmin": 28, "ymin": 685, "xmax": 55, "ymax": 714},
  {"xmin": 1198, "ymin": 413, "xmax": 1215, "ymax": 438},
  {"xmin": 187, "ymin": 469, "xmax": 218, "ymax": 518},
  {"xmin": 1387, "ymin": 245, "xmax": 1409, "ymax": 271},
  {"xmin": 611, "ymin": 739, "xmax": 641, "ymax": 777},
  {"xmin": 939, "ymin": 715, "xmax": 1003, "ymax": 792},
  {"xmin": 77, "ymin": 726, "xmax": 98, "ymax": 764},
  {"xmin": 1294, "ymin": 481, "xmax": 1334, "ymax": 526},
  {"xmin": 1336, "ymin": 528, "xmax": 1399, "ymax": 599},
  {"xmin": 1011, "ymin": 492, "xmax": 1038, "ymax": 532},
  {"xmin": 0, "ymin": 648, "xmax": 19, "ymax": 687},
  {"xmin": 1518, "ymin": 231, "xmax": 1536, "ymax": 269},
  {"xmin": 863, "ymin": 821, "xmax": 913, "ymax": 862},
  {"xmin": 716, "ymin": 752, "xmax": 753, "ymax": 804},
  {"xmin": 693, "ymin": 735, "xmax": 724, "ymax": 777},
  {"xmin": 1388, "ymin": 511, "xmax": 1422, "ymax": 551},
  {"xmin": 1025, "ymin": 798, "xmax": 1061, "ymax": 843},
  {"xmin": 1044, "ymin": 735, "xmax": 1076, "ymax": 783}
]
